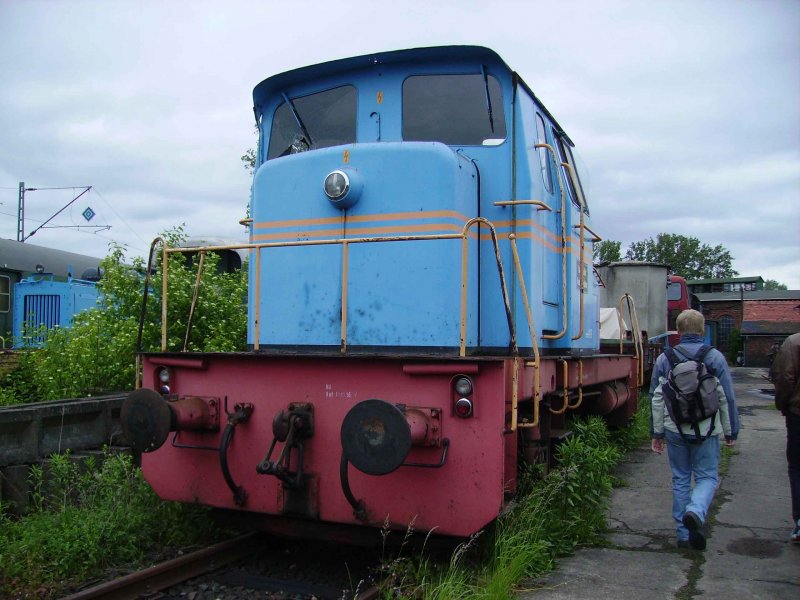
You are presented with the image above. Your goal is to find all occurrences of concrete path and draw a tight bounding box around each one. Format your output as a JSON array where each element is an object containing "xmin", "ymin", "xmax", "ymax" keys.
[{"xmin": 520, "ymin": 367, "xmax": 799, "ymax": 600}]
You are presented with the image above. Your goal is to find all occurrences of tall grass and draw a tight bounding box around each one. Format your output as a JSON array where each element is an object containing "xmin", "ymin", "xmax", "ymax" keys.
[
  {"xmin": 0, "ymin": 449, "xmax": 228, "ymax": 599},
  {"xmin": 382, "ymin": 400, "xmax": 651, "ymax": 600}
]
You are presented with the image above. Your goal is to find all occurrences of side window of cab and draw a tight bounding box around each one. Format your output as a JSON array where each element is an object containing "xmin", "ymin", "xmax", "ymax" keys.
[
  {"xmin": 553, "ymin": 130, "xmax": 590, "ymax": 215},
  {"xmin": 535, "ymin": 113, "xmax": 553, "ymax": 194}
]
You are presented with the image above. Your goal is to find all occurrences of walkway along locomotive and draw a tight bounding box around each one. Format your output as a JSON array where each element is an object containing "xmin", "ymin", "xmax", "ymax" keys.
[{"xmin": 121, "ymin": 46, "xmax": 643, "ymax": 539}]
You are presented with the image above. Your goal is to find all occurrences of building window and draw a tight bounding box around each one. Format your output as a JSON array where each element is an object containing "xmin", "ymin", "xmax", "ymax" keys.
[
  {"xmin": 718, "ymin": 314, "xmax": 734, "ymax": 354},
  {"xmin": 0, "ymin": 275, "xmax": 9, "ymax": 313}
]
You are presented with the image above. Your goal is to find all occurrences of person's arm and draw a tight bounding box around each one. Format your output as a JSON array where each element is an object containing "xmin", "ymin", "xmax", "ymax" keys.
[
  {"xmin": 771, "ymin": 337, "xmax": 798, "ymax": 414},
  {"xmin": 715, "ymin": 380, "xmax": 734, "ymax": 446},
  {"xmin": 709, "ymin": 350, "xmax": 739, "ymax": 440},
  {"xmin": 650, "ymin": 355, "xmax": 666, "ymax": 453}
]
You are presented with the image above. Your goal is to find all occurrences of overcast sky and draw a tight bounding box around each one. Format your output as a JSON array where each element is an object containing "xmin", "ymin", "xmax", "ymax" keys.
[{"xmin": 1, "ymin": 0, "xmax": 798, "ymax": 287}]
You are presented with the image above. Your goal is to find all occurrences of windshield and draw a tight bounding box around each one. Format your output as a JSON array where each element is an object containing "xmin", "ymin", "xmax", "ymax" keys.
[
  {"xmin": 267, "ymin": 85, "xmax": 357, "ymax": 160},
  {"xmin": 402, "ymin": 73, "xmax": 506, "ymax": 145},
  {"xmin": 668, "ymin": 281, "xmax": 684, "ymax": 301}
]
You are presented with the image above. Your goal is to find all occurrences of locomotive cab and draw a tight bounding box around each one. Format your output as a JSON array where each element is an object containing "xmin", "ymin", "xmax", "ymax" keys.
[{"xmin": 247, "ymin": 45, "xmax": 600, "ymax": 355}]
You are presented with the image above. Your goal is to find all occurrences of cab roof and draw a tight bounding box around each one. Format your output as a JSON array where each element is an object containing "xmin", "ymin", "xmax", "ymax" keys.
[{"xmin": 252, "ymin": 45, "xmax": 572, "ymax": 145}]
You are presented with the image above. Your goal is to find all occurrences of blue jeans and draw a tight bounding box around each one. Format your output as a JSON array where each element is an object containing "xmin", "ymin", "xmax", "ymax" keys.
[{"xmin": 665, "ymin": 430, "xmax": 720, "ymax": 541}]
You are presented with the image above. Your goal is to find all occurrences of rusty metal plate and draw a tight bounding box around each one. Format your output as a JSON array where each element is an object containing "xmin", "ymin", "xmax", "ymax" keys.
[
  {"xmin": 121, "ymin": 388, "xmax": 172, "ymax": 453},
  {"xmin": 341, "ymin": 399, "xmax": 410, "ymax": 476}
]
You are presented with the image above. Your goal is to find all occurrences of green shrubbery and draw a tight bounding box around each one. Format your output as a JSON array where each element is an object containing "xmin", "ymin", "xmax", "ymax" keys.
[
  {"xmin": 0, "ymin": 450, "xmax": 227, "ymax": 598},
  {"xmin": 380, "ymin": 401, "xmax": 652, "ymax": 600},
  {"xmin": 0, "ymin": 229, "xmax": 245, "ymax": 596},
  {"xmin": 0, "ymin": 227, "xmax": 248, "ymax": 405}
]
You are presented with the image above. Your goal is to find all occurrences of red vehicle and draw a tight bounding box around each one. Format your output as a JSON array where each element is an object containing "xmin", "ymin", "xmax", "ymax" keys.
[{"xmin": 667, "ymin": 275, "xmax": 690, "ymax": 346}]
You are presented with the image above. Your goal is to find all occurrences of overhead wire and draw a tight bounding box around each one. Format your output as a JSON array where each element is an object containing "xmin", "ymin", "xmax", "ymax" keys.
[{"xmin": 91, "ymin": 188, "xmax": 149, "ymax": 247}]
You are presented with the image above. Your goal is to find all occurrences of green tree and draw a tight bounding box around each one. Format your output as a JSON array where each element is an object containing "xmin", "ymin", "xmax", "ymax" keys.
[
  {"xmin": 625, "ymin": 233, "xmax": 737, "ymax": 280},
  {"xmin": 593, "ymin": 240, "xmax": 623, "ymax": 263},
  {"xmin": 241, "ymin": 126, "xmax": 258, "ymax": 174},
  {"xmin": 764, "ymin": 279, "xmax": 788, "ymax": 290},
  {"xmin": 241, "ymin": 147, "xmax": 256, "ymax": 174}
]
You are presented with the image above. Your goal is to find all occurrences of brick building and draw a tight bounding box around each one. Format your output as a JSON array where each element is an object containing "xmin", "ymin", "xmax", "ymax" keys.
[
  {"xmin": 740, "ymin": 321, "xmax": 800, "ymax": 367},
  {"xmin": 694, "ymin": 289, "xmax": 800, "ymax": 366}
]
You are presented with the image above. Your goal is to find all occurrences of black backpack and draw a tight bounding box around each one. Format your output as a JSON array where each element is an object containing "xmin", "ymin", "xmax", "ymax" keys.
[{"xmin": 661, "ymin": 345, "xmax": 721, "ymax": 442}]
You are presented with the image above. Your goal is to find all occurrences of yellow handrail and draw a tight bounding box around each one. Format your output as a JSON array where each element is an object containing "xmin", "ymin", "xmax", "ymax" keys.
[
  {"xmin": 560, "ymin": 161, "xmax": 589, "ymax": 341},
  {"xmin": 254, "ymin": 248, "xmax": 262, "ymax": 350},
  {"xmin": 617, "ymin": 293, "xmax": 644, "ymax": 387},
  {"xmin": 459, "ymin": 217, "xmax": 517, "ymax": 357},
  {"xmin": 153, "ymin": 218, "xmax": 519, "ymax": 361},
  {"xmin": 576, "ymin": 223, "xmax": 602, "ymax": 243},
  {"xmin": 183, "ymin": 251, "xmax": 206, "ymax": 352},
  {"xmin": 148, "ymin": 221, "xmax": 559, "ymax": 431},
  {"xmin": 341, "ymin": 241, "xmax": 349, "ymax": 353},
  {"xmin": 567, "ymin": 359, "xmax": 584, "ymax": 409},
  {"xmin": 493, "ymin": 199, "xmax": 552, "ymax": 211},
  {"xmin": 161, "ymin": 243, "xmax": 168, "ymax": 352},
  {"xmin": 509, "ymin": 233, "xmax": 540, "ymax": 429},
  {"xmin": 135, "ymin": 236, "xmax": 166, "ymax": 389}
]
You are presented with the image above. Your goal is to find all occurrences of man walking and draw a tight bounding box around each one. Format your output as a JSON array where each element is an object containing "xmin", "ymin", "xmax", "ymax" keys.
[
  {"xmin": 769, "ymin": 332, "xmax": 800, "ymax": 543},
  {"xmin": 650, "ymin": 309, "xmax": 739, "ymax": 550}
]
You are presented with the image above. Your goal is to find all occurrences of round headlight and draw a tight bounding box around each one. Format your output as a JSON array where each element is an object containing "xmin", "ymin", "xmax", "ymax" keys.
[
  {"xmin": 158, "ymin": 368, "xmax": 170, "ymax": 384},
  {"xmin": 454, "ymin": 376, "xmax": 473, "ymax": 397},
  {"xmin": 324, "ymin": 170, "xmax": 350, "ymax": 201}
]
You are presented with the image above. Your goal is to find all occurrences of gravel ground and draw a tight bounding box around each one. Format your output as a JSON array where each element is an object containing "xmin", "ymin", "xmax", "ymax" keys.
[{"xmin": 157, "ymin": 536, "xmax": 381, "ymax": 600}]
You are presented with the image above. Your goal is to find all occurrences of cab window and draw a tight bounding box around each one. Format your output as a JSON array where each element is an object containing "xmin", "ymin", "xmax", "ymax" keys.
[
  {"xmin": 267, "ymin": 85, "xmax": 357, "ymax": 160},
  {"xmin": 667, "ymin": 281, "xmax": 684, "ymax": 301},
  {"xmin": 554, "ymin": 132, "xmax": 589, "ymax": 214},
  {"xmin": 403, "ymin": 73, "xmax": 506, "ymax": 145},
  {"xmin": 535, "ymin": 113, "xmax": 553, "ymax": 193}
]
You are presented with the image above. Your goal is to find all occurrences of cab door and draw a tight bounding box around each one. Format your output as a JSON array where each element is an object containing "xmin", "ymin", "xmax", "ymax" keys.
[{"xmin": 553, "ymin": 131, "xmax": 593, "ymax": 348}]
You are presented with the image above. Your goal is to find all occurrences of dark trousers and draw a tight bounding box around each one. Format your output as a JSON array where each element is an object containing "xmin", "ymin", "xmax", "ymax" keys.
[{"xmin": 788, "ymin": 413, "xmax": 800, "ymax": 524}]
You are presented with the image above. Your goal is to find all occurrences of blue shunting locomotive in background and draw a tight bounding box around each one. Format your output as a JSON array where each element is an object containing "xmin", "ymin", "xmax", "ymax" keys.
[
  {"xmin": 0, "ymin": 239, "xmax": 102, "ymax": 348},
  {"xmin": 12, "ymin": 273, "xmax": 100, "ymax": 347}
]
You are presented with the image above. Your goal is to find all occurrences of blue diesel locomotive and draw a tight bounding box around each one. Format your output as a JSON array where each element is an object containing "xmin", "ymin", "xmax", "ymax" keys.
[{"xmin": 122, "ymin": 46, "xmax": 639, "ymax": 539}]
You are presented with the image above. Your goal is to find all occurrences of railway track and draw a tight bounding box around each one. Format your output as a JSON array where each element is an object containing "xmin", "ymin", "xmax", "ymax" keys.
[{"xmin": 62, "ymin": 532, "xmax": 380, "ymax": 600}]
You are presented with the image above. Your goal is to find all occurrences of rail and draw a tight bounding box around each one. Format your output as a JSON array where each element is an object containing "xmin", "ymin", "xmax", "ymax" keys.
[
  {"xmin": 568, "ymin": 359, "xmax": 584, "ymax": 409},
  {"xmin": 617, "ymin": 293, "xmax": 644, "ymax": 387},
  {"xmin": 509, "ymin": 233, "xmax": 540, "ymax": 429},
  {"xmin": 493, "ymin": 199, "xmax": 552, "ymax": 211},
  {"xmin": 133, "ymin": 217, "xmax": 614, "ymax": 430},
  {"xmin": 61, "ymin": 533, "xmax": 262, "ymax": 600},
  {"xmin": 134, "ymin": 218, "xmax": 523, "ymax": 381}
]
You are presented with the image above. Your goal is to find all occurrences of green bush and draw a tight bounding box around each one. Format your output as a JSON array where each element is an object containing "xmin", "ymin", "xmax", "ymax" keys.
[
  {"xmin": 384, "ymin": 402, "xmax": 652, "ymax": 600},
  {"xmin": 0, "ymin": 450, "xmax": 227, "ymax": 598},
  {"xmin": 0, "ymin": 227, "xmax": 248, "ymax": 403}
]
